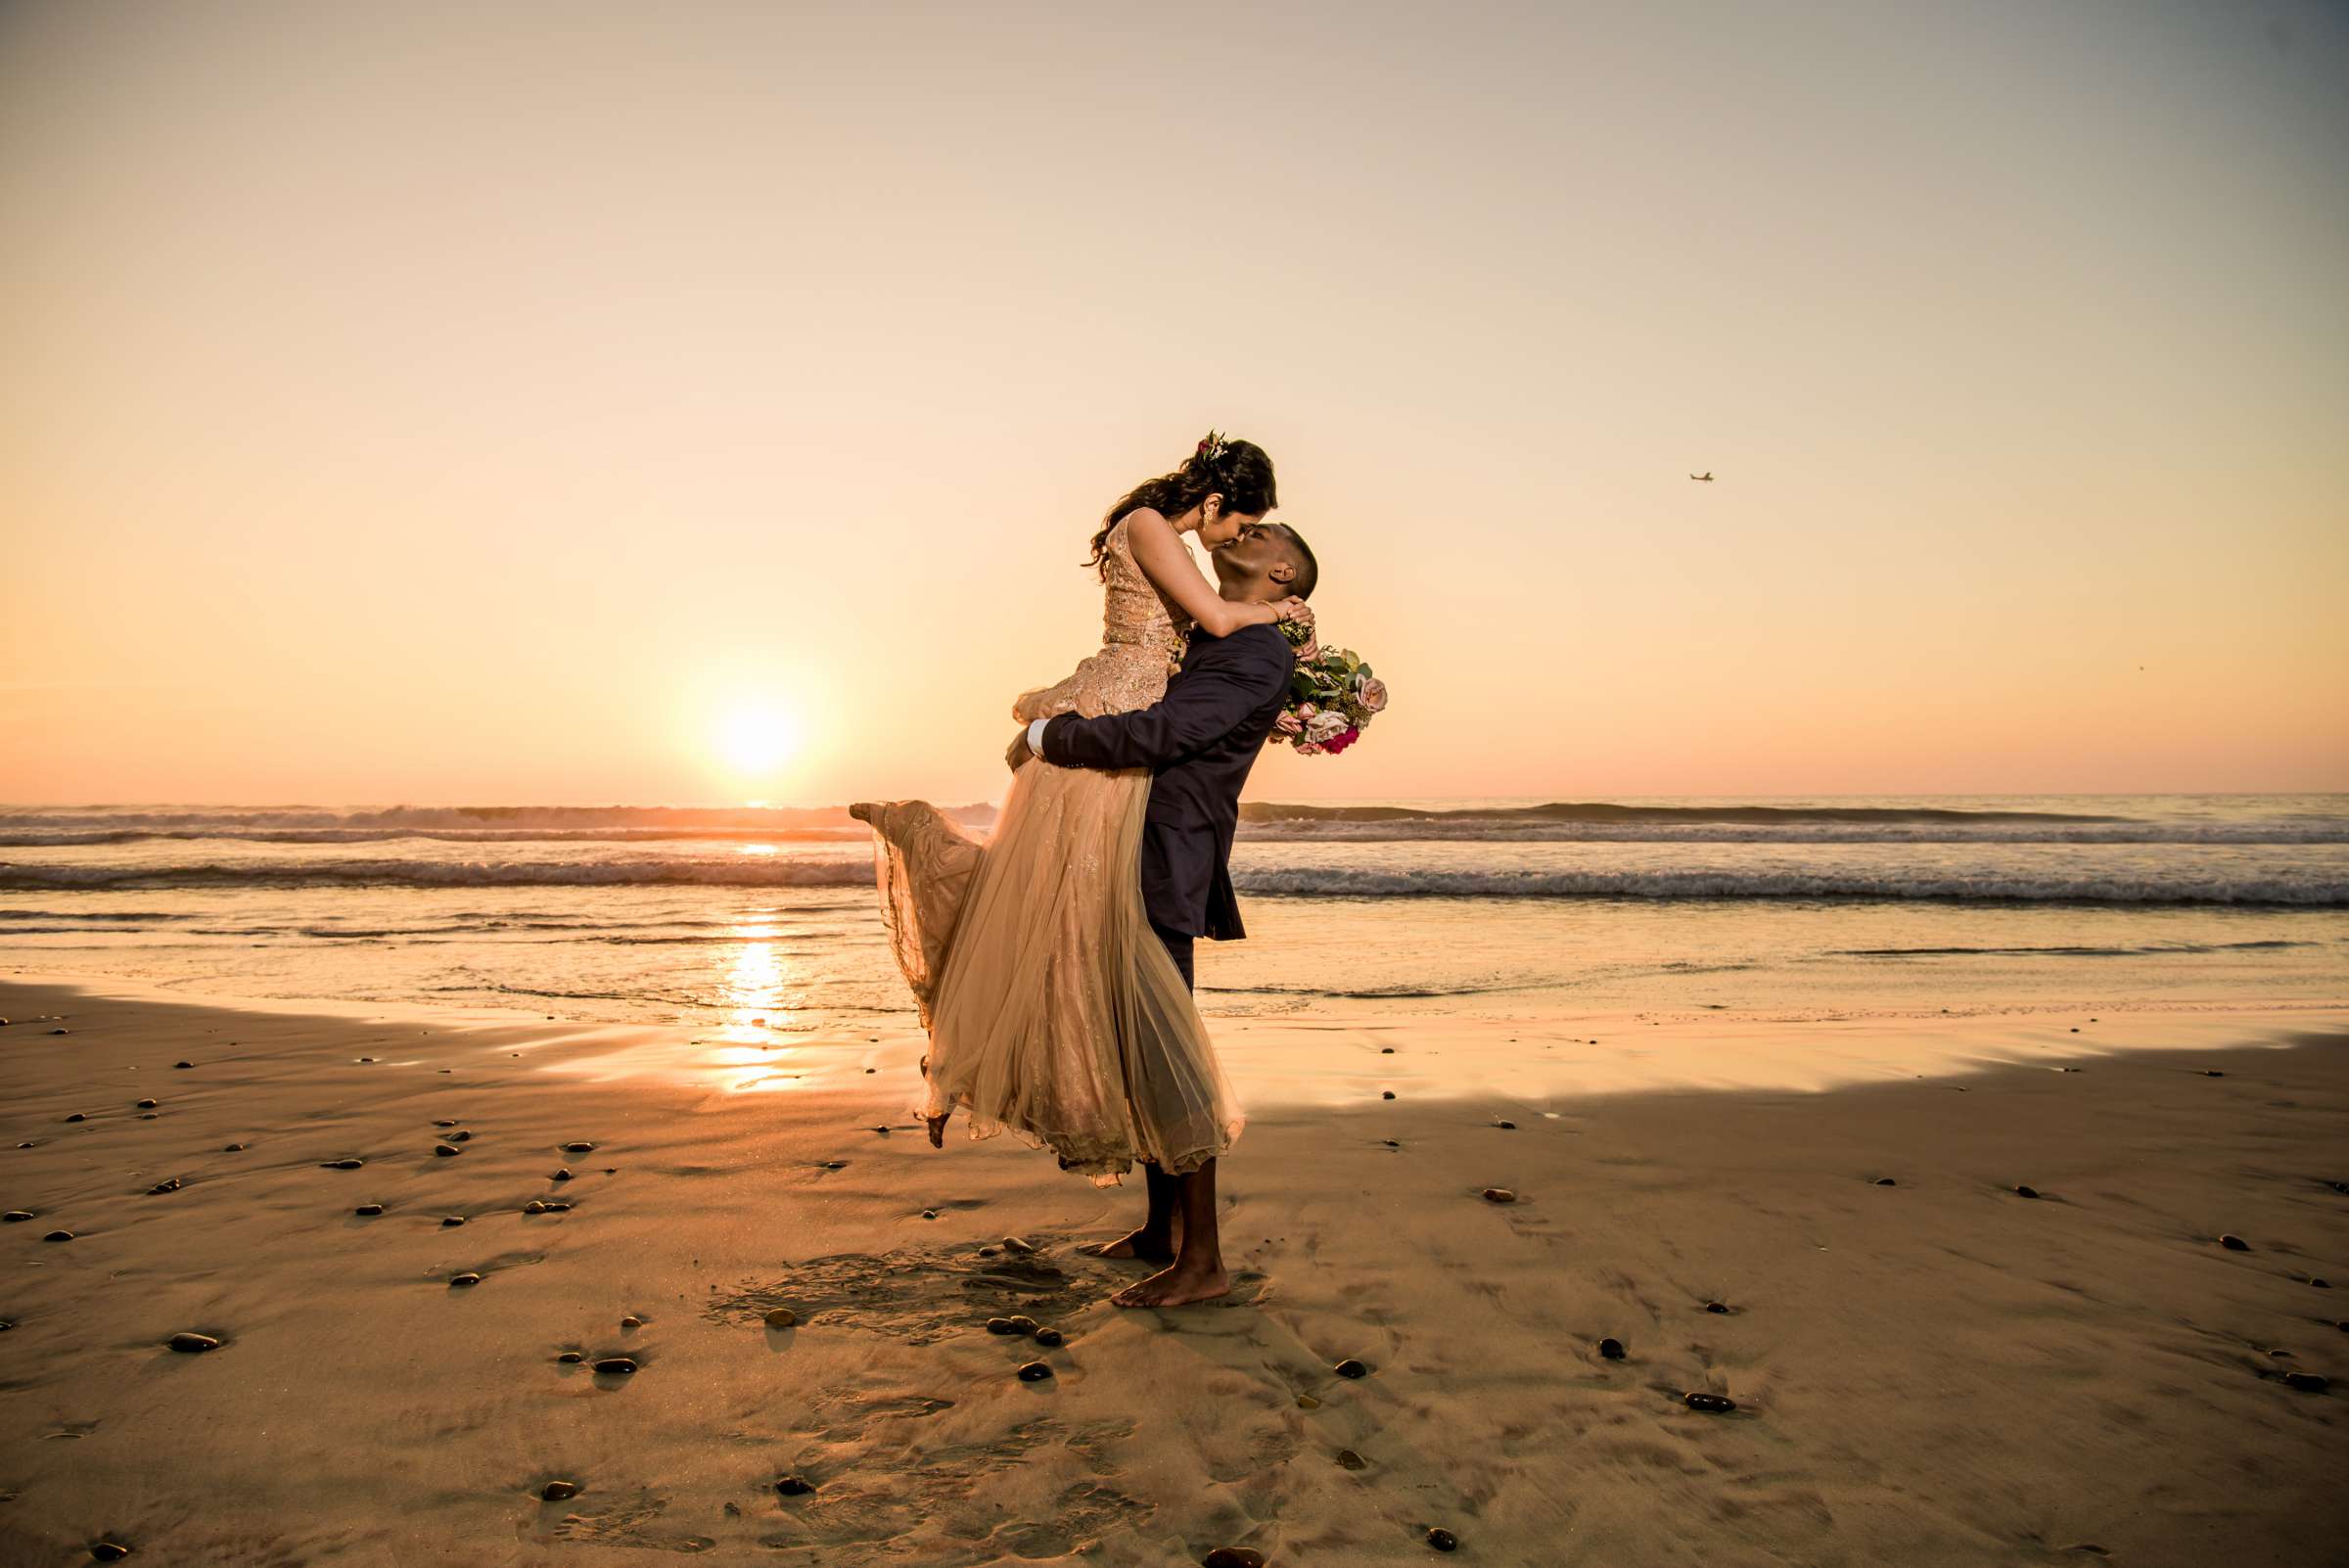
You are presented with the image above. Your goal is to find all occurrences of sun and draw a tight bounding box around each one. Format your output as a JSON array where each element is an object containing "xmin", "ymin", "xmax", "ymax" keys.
[{"xmin": 716, "ymin": 703, "xmax": 802, "ymax": 776}]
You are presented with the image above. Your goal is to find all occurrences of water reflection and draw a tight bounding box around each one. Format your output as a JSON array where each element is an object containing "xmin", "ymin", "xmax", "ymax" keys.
[{"xmin": 717, "ymin": 922, "xmax": 806, "ymax": 1091}]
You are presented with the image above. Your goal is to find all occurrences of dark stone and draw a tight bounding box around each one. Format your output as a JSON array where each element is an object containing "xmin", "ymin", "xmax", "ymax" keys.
[
  {"xmin": 1006, "ymin": 1314, "xmax": 1039, "ymax": 1335},
  {"xmin": 621, "ymin": 1314, "xmax": 643, "ymax": 1329},
  {"xmin": 556, "ymin": 1351, "xmax": 583, "ymax": 1363},
  {"xmin": 822, "ymin": 1160, "xmax": 847, "ymax": 1170},
  {"xmin": 146, "ymin": 1178, "xmax": 181, "ymax": 1194},
  {"xmin": 1482, "ymin": 1188, "xmax": 1516, "ymax": 1204},
  {"xmin": 433, "ymin": 1143, "xmax": 461, "ymax": 1157},
  {"xmin": 3, "ymin": 1211, "xmax": 32, "ymax": 1222},
  {"xmin": 355, "ymin": 1204, "xmax": 384, "ymax": 1217},
  {"xmin": 1381, "ymin": 1090, "xmax": 1396, "ymax": 1100},
  {"xmin": 564, "ymin": 1141, "xmax": 595, "ymax": 1153},
  {"xmin": 541, "ymin": 1480, "xmax": 579, "ymax": 1500},
  {"xmin": 2326, "ymin": 1180, "xmax": 2349, "ymax": 1195},
  {"xmin": 441, "ymin": 1216, "xmax": 465, "ymax": 1227},
  {"xmin": 1598, "ymin": 1338, "xmax": 1626, "ymax": 1360},
  {"xmin": 48, "ymin": 1029, "xmax": 68, "ymax": 1036},
  {"xmin": 2221, "ymin": 1234, "xmax": 2251, "ymax": 1252},
  {"xmin": 357, "ymin": 1057, "xmax": 373, "ymax": 1063},
  {"xmin": 139, "ymin": 1113, "xmax": 159, "ymax": 1121},
  {"xmin": 43, "ymin": 1229, "xmax": 73, "ymax": 1242},
  {"xmin": 1684, "ymin": 1392, "xmax": 1737, "ymax": 1412},
  {"xmin": 320, "ymin": 1158, "xmax": 363, "ymax": 1170},
  {"xmin": 1705, "ymin": 1302, "xmax": 1730, "ymax": 1314},
  {"xmin": 2282, "ymin": 1371, "xmax": 2329, "ymax": 1393},
  {"xmin": 1494, "ymin": 1120, "xmax": 1516, "ymax": 1130},
  {"xmin": 986, "ymin": 1316, "xmax": 1022, "ymax": 1335},
  {"xmin": 449, "ymin": 1271, "xmax": 483, "ymax": 1287},
  {"xmin": 2312, "ymin": 1278, "xmax": 2331, "ymax": 1289},
  {"xmin": 1333, "ymin": 1358, "xmax": 1369, "ymax": 1379},
  {"xmin": 223, "ymin": 1143, "xmax": 246, "ymax": 1152},
  {"xmin": 775, "ymin": 1474, "xmax": 814, "ymax": 1496},
  {"xmin": 1002, "ymin": 1236, "xmax": 1037, "ymax": 1255},
  {"xmin": 135, "ymin": 1098, "xmax": 159, "ymax": 1109},
  {"xmin": 523, "ymin": 1200, "xmax": 548, "ymax": 1214},
  {"xmin": 1034, "ymin": 1327, "xmax": 1065, "ymax": 1347},
  {"xmin": 763, "ymin": 1308, "xmax": 797, "ymax": 1329},
  {"xmin": 443, "ymin": 1130, "xmax": 471, "ymax": 1142},
  {"xmin": 542, "ymin": 1201, "xmax": 572, "ymax": 1212},
  {"xmin": 1016, "ymin": 1360, "xmax": 1054, "ymax": 1381},
  {"xmin": 2202, "ymin": 1069, "xmax": 2224, "ymax": 1077},
  {"xmin": 551, "ymin": 1168, "xmax": 573, "ymax": 1181},
  {"xmin": 921, "ymin": 1209, "xmax": 939, "ymax": 1219},
  {"xmin": 63, "ymin": 1113, "xmax": 85, "ymax": 1123},
  {"xmin": 1380, "ymin": 1046, "xmax": 1395, "ymax": 1053},
  {"xmin": 166, "ymin": 1331, "xmax": 219, "ymax": 1354},
  {"xmin": 90, "ymin": 1544, "xmax": 130, "ymax": 1562},
  {"xmin": 1426, "ymin": 1527, "xmax": 1458, "ymax": 1551},
  {"xmin": 1203, "ymin": 1548, "xmax": 1267, "ymax": 1568},
  {"xmin": 1334, "ymin": 1449, "xmax": 1367, "ymax": 1471},
  {"xmin": 1383, "ymin": 1139, "xmax": 1401, "ymax": 1148},
  {"xmin": 433, "ymin": 1120, "xmax": 458, "ymax": 1128},
  {"xmin": 1874, "ymin": 1177, "xmax": 1897, "ymax": 1186},
  {"xmin": 592, "ymin": 1357, "xmax": 636, "ymax": 1374},
  {"xmin": 2014, "ymin": 1184, "xmax": 2040, "ymax": 1199}
]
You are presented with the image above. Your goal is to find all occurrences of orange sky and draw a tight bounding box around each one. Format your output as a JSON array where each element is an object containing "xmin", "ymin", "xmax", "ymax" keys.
[{"xmin": 3, "ymin": 1, "xmax": 2344, "ymax": 807}]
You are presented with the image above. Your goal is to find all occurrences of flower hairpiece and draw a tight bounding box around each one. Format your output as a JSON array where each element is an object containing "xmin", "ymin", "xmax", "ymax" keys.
[{"xmin": 1195, "ymin": 430, "xmax": 1230, "ymax": 465}]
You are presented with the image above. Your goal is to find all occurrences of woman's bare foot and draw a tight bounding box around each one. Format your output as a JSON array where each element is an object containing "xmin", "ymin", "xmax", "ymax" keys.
[
  {"xmin": 1090, "ymin": 1224, "xmax": 1177, "ymax": 1263},
  {"xmin": 1110, "ymin": 1259, "xmax": 1228, "ymax": 1308},
  {"xmin": 925, "ymin": 1112, "xmax": 947, "ymax": 1148}
]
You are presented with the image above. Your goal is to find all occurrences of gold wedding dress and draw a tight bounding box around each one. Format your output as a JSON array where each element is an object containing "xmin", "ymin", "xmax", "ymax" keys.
[{"xmin": 855, "ymin": 515, "xmax": 1245, "ymax": 1186}]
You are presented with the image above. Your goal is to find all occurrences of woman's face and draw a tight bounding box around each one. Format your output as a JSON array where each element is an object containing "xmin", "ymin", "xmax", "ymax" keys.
[{"xmin": 1195, "ymin": 506, "xmax": 1263, "ymax": 549}]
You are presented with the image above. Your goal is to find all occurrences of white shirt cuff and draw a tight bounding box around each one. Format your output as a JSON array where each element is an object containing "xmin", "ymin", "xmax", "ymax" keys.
[{"xmin": 1026, "ymin": 717, "xmax": 1051, "ymax": 760}]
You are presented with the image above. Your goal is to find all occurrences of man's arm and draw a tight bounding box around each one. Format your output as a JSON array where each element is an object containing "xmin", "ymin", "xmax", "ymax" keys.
[{"xmin": 1038, "ymin": 632, "xmax": 1290, "ymax": 773}]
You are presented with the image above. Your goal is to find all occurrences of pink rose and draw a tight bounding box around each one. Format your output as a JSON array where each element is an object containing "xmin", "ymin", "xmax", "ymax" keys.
[
  {"xmin": 1295, "ymin": 702, "xmax": 1318, "ymax": 719},
  {"xmin": 1295, "ymin": 740, "xmax": 1325, "ymax": 756},
  {"xmin": 1273, "ymin": 710, "xmax": 1304, "ymax": 737},
  {"xmin": 1356, "ymin": 676, "xmax": 1388, "ymax": 715}
]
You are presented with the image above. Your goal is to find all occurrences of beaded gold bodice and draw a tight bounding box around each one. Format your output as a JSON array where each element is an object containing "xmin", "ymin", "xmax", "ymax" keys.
[{"xmin": 1012, "ymin": 515, "xmax": 1196, "ymax": 723}]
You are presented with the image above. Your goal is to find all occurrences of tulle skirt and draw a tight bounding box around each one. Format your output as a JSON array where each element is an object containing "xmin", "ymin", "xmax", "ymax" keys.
[{"xmin": 859, "ymin": 758, "xmax": 1244, "ymax": 1187}]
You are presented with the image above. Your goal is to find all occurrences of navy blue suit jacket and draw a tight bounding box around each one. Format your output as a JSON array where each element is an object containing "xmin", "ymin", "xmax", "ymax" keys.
[{"xmin": 1039, "ymin": 622, "xmax": 1294, "ymax": 940}]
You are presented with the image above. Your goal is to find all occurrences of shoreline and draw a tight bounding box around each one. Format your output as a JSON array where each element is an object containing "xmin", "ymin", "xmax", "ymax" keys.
[{"xmin": 2, "ymin": 978, "xmax": 2344, "ymax": 1564}]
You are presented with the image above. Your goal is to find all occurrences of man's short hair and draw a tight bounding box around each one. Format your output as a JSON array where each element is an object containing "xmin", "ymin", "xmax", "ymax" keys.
[{"xmin": 1271, "ymin": 523, "xmax": 1318, "ymax": 600}]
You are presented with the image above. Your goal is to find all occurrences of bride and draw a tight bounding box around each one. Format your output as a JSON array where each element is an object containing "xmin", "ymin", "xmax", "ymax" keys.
[{"xmin": 850, "ymin": 433, "xmax": 1307, "ymax": 1199}]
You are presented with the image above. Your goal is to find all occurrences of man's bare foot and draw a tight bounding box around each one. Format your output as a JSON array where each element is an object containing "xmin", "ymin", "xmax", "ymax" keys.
[
  {"xmin": 1090, "ymin": 1224, "xmax": 1176, "ymax": 1263},
  {"xmin": 1110, "ymin": 1259, "xmax": 1229, "ymax": 1308},
  {"xmin": 925, "ymin": 1113, "xmax": 947, "ymax": 1148}
]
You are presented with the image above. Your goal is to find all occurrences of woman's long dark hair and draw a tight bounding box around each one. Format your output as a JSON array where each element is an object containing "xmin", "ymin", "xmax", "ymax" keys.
[{"xmin": 1087, "ymin": 433, "xmax": 1277, "ymax": 576}]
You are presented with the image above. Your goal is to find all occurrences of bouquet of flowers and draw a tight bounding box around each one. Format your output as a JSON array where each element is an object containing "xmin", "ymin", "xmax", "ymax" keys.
[{"xmin": 1270, "ymin": 614, "xmax": 1386, "ymax": 756}]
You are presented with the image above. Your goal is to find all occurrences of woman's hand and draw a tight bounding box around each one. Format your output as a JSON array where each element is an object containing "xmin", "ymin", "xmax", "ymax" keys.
[{"xmin": 1275, "ymin": 597, "xmax": 1314, "ymax": 630}]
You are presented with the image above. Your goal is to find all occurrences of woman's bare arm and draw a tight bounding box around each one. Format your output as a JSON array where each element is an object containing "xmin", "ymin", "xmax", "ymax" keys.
[{"xmin": 1124, "ymin": 509, "xmax": 1293, "ymax": 638}]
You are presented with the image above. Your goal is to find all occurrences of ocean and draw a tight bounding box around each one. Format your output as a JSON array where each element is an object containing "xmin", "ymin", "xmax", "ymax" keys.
[{"xmin": 3, "ymin": 796, "xmax": 2343, "ymax": 1034}]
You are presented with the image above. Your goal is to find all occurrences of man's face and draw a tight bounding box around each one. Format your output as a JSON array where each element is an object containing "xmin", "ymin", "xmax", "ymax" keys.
[{"xmin": 1209, "ymin": 519, "xmax": 1287, "ymax": 594}]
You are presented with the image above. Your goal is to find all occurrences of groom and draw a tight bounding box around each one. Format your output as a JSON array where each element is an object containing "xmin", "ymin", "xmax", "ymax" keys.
[{"xmin": 1009, "ymin": 520, "xmax": 1318, "ymax": 1308}]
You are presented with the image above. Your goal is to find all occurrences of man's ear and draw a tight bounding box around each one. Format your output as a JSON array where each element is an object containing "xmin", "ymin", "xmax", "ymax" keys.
[{"xmin": 1266, "ymin": 559, "xmax": 1297, "ymax": 587}]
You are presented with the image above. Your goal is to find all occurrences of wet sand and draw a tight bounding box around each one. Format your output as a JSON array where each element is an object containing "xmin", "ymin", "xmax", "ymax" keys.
[{"xmin": 1, "ymin": 979, "xmax": 2343, "ymax": 1566}]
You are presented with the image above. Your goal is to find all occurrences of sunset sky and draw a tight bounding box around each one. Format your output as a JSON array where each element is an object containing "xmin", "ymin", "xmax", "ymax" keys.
[{"xmin": 4, "ymin": 0, "xmax": 2343, "ymax": 807}]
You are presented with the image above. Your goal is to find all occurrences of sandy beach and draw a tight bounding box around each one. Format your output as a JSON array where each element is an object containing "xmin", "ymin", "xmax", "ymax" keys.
[{"xmin": 2, "ymin": 979, "xmax": 2342, "ymax": 1566}]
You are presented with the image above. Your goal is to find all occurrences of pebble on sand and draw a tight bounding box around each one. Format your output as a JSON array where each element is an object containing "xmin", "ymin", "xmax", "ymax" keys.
[
  {"xmin": 775, "ymin": 1474, "xmax": 815, "ymax": 1496},
  {"xmin": 90, "ymin": 1543, "xmax": 130, "ymax": 1562},
  {"xmin": 592, "ymin": 1356, "xmax": 637, "ymax": 1374},
  {"xmin": 2221, "ymin": 1234, "xmax": 2251, "ymax": 1252},
  {"xmin": 320, "ymin": 1158, "xmax": 364, "ymax": 1170},
  {"xmin": 1705, "ymin": 1302, "xmax": 1732, "ymax": 1314},
  {"xmin": 986, "ymin": 1316, "xmax": 1022, "ymax": 1335},
  {"xmin": 1203, "ymin": 1548, "xmax": 1267, "ymax": 1568},
  {"xmin": 42, "ymin": 1229, "xmax": 73, "ymax": 1242},
  {"xmin": 551, "ymin": 1168, "xmax": 574, "ymax": 1181},
  {"xmin": 621, "ymin": 1314, "xmax": 643, "ymax": 1329},
  {"xmin": 448, "ymin": 1272, "xmax": 483, "ymax": 1287},
  {"xmin": 1598, "ymin": 1338, "xmax": 1627, "ymax": 1360},
  {"xmin": 2202, "ymin": 1069, "xmax": 2225, "ymax": 1077},
  {"xmin": 1333, "ymin": 1358, "xmax": 1370, "ymax": 1379},
  {"xmin": 440, "ymin": 1216, "xmax": 465, "ymax": 1227},
  {"xmin": 2014, "ymin": 1184, "xmax": 2041, "ymax": 1199},
  {"xmin": 223, "ymin": 1143, "xmax": 246, "ymax": 1152},
  {"xmin": 1381, "ymin": 1090, "xmax": 1397, "ymax": 1100},
  {"xmin": 433, "ymin": 1143, "xmax": 462, "ymax": 1157},
  {"xmin": 1016, "ymin": 1360, "xmax": 1054, "ymax": 1381},
  {"xmin": 433, "ymin": 1120, "xmax": 458, "ymax": 1128},
  {"xmin": 146, "ymin": 1178, "xmax": 181, "ymax": 1194},
  {"xmin": 1426, "ymin": 1526, "xmax": 1459, "ymax": 1551},
  {"xmin": 540, "ymin": 1480, "xmax": 579, "ymax": 1500},
  {"xmin": 355, "ymin": 1204, "xmax": 385, "ymax": 1217},
  {"xmin": 1034, "ymin": 1327, "xmax": 1065, "ymax": 1347},
  {"xmin": 556, "ymin": 1351, "xmax": 583, "ymax": 1363},
  {"xmin": 1482, "ymin": 1188, "xmax": 1516, "ymax": 1204},
  {"xmin": 1002, "ymin": 1235, "xmax": 1038, "ymax": 1255},
  {"xmin": 1873, "ymin": 1177, "xmax": 1898, "ymax": 1186},
  {"xmin": 763, "ymin": 1308, "xmax": 797, "ymax": 1329},
  {"xmin": 1684, "ymin": 1392, "xmax": 1737, "ymax": 1412},
  {"xmin": 135, "ymin": 1098, "xmax": 158, "ymax": 1109},
  {"xmin": 442, "ymin": 1130, "xmax": 471, "ymax": 1141},
  {"xmin": 563, "ymin": 1141, "xmax": 595, "ymax": 1153},
  {"xmin": 1334, "ymin": 1449, "xmax": 1368, "ymax": 1471},
  {"xmin": 1494, "ymin": 1120, "xmax": 1516, "ymax": 1130},
  {"xmin": 63, "ymin": 1113, "xmax": 85, "ymax": 1123},
  {"xmin": 4, "ymin": 1210, "xmax": 34, "ymax": 1222},
  {"xmin": 524, "ymin": 1200, "xmax": 548, "ymax": 1214},
  {"xmin": 166, "ymin": 1332, "xmax": 220, "ymax": 1354},
  {"xmin": 2282, "ymin": 1371, "xmax": 2329, "ymax": 1393},
  {"xmin": 921, "ymin": 1209, "xmax": 939, "ymax": 1220},
  {"xmin": 1296, "ymin": 1395, "xmax": 1321, "ymax": 1409}
]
